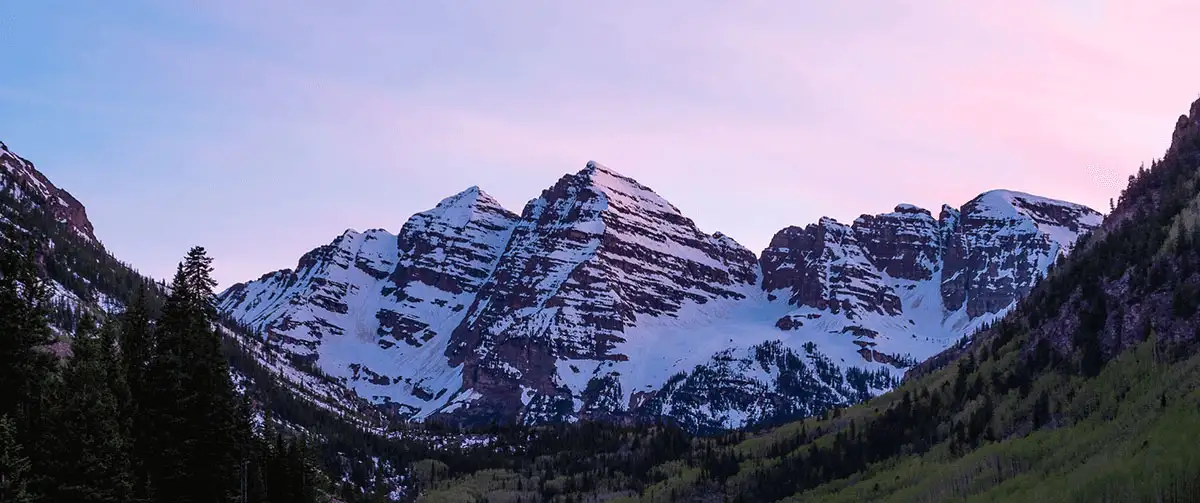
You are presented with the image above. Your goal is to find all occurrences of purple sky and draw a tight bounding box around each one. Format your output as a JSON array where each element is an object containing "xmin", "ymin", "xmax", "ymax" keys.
[{"xmin": 3, "ymin": 1, "xmax": 1199, "ymax": 288}]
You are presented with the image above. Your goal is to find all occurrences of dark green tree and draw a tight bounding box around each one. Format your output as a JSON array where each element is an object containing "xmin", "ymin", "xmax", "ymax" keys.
[
  {"xmin": 0, "ymin": 239, "xmax": 55, "ymax": 427},
  {"xmin": 0, "ymin": 415, "xmax": 33, "ymax": 503},
  {"xmin": 178, "ymin": 246, "xmax": 244, "ymax": 503},
  {"xmin": 48, "ymin": 314, "xmax": 134, "ymax": 503},
  {"xmin": 143, "ymin": 247, "xmax": 248, "ymax": 502},
  {"xmin": 140, "ymin": 264, "xmax": 191, "ymax": 502},
  {"xmin": 0, "ymin": 238, "xmax": 56, "ymax": 500},
  {"xmin": 119, "ymin": 287, "xmax": 157, "ymax": 501}
]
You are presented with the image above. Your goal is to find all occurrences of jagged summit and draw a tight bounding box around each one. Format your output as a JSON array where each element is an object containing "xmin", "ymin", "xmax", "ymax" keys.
[
  {"xmin": 583, "ymin": 159, "xmax": 616, "ymax": 173},
  {"xmin": 972, "ymin": 189, "xmax": 1097, "ymax": 214},
  {"xmin": 435, "ymin": 185, "xmax": 504, "ymax": 211},
  {"xmin": 965, "ymin": 188, "xmax": 1103, "ymax": 254},
  {"xmin": 892, "ymin": 203, "xmax": 932, "ymax": 216},
  {"xmin": 418, "ymin": 185, "xmax": 515, "ymax": 231},
  {"xmin": 218, "ymin": 161, "xmax": 1102, "ymax": 429}
]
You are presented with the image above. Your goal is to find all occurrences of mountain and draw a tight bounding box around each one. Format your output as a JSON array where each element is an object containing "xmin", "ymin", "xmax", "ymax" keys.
[
  {"xmin": 0, "ymin": 140, "xmax": 389, "ymax": 428},
  {"xmin": 409, "ymin": 99, "xmax": 1200, "ymax": 503},
  {"xmin": 1, "ymin": 141, "xmax": 96, "ymax": 243},
  {"xmin": 219, "ymin": 161, "xmax": 1101, "ymax": 430},
  {"xmin": 0, "ymin": 139, "xmax": 552, "ymax": 501},
  {"xmin": 0, "ymin": 141, "xmax": 145, "ymax": 323}
]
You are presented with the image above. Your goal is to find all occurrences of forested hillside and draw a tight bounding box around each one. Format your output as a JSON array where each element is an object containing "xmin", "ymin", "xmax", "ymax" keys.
[
  {"xmin": 406, "ymin": 98, "xmax": 1200, "ymax": 503},
  {"xmin": 0, "ymin": 239, "xmax": 338, "ymax": 502}
]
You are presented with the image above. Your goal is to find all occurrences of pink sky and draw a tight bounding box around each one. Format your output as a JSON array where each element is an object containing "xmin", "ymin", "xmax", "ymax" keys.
[{"xmin": 3, "ymin": 1, "xmax": 1200, "ymax": 287}]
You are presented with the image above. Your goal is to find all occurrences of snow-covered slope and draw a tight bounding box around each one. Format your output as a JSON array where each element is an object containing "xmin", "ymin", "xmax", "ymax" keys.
[
  {"xmin": 219, "ymin": 162, "xmax": 1103, "ymax": 430},
  {"xmin": 220, "ymin": 187, "xmax": 520, "ymax": 417},
  {"xmin": 443, "ymin": 162, "xmax": 761, "ymax": 423}
]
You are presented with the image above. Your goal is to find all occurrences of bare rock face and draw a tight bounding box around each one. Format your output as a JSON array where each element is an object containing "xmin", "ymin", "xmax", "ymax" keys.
[
  {"xmin": 443, "ymin": 162, "xmax": 760, "ymax": 421},
  {"xmin": 853, "ymin": 205, "xmax": 941, "ymax": 281},
  {"xmin": 219, "ymin": 161, "xmax": 1101, "ymax": 430},
  {"xmin": 940, "ymin": 190, "xmax": 1103, "ymax": 318},
  {"xmin": 759, "ymin": 217, "xmax": 902, "ymax": 319},
  {"xmin": 762, "ymin": 192, "xmax": 1102, "ymax": 324},
  {"xmin": 379, "ymin": 187, "xmax": 519, "ymax": 348},
  {"xmin": 0, "ymin": 142, "xmax": 96, "ymax": 242}
]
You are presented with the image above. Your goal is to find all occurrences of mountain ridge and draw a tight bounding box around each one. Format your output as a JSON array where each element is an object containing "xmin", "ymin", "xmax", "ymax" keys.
[{"xmin": 218, "ymin": 161, "xmax": 1101, "ymax": 430}]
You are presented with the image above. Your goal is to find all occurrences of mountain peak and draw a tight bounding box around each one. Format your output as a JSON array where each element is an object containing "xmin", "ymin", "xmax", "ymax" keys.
[
  {"xmin": 551, "ymin": 161, "xmax": 685, "ymax": 221},
  {"xmin": 968, "ymin": 189, "xmax": 1101, "ymax": 225},
  {"xmin": 421, "ymin": 185, "xmax": 515, "ymax": 230},
  {"xmin": 437, "ymin": 185, "xmax": 499, "ymax": 209},
  {"xmin": 583, "ymin": 159, "xmax": 617, "ymax": 174},
  {"xmin": 892, "ymin": 203, "xmax": 932, "ymax": 216},
  {"xmin": 972, "ymin": 189, "xmax": 1088, "ymax": 210},
  {"xmin": 577, "ymin": 161, "xmax": 637, "ymax": 191}
]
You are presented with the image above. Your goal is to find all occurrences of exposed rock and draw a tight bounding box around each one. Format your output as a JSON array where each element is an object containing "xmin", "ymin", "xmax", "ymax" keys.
[
  {"xmin": 219, "ymin": 161, "xmax": 1101, "ymax": 430},
  {"xmin": 0, "ymin": 142, "xmax": 97, "ymax": 242}
]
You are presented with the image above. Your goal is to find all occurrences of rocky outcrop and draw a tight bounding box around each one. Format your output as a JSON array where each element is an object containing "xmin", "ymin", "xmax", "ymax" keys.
[
  {"xmin": 444, "ymin": 162, "xmax": 761, "ymax": 420},
  {"xmin": 940, "ymin": 190, "xmax": 1102, "ymax": 318},
  {"xmin": 853, "ymin": 205, "xmax": 941, "ymax": 281},
  {"xmin": 219, "ymin": 162, "xmax": 1102, "ymax": 430},
  {"xmin": 760, "ymin": 217, "xmax": 902, "ymax": 318},
  {"xmin": 0, "ymin": 141, "xmax": 96, "ymax": 242},
  {"xmin": 761, "ymin": 192, "xmax": 1102, "ymax": 323}
]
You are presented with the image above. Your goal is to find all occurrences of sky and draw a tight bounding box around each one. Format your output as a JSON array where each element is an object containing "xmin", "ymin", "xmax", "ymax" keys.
[{"xmin": 3, "ymin": 1, "xmax": 1200, "ymax": 288}]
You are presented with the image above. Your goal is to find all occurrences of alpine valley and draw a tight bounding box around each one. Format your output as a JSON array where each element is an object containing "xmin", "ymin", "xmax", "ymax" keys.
[
  {"xmin": 216, "ymin": 160, "xmax": 1101, "ymax": 431},
  {"xmin": 11, "ymin": 91, "xmax": 1200, "ymax": 501}
]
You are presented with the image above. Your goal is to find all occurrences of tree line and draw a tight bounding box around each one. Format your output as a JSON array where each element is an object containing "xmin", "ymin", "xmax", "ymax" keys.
[{"xmin": 0, "ymin": 239, "xmax": 328, "ymax": 503}]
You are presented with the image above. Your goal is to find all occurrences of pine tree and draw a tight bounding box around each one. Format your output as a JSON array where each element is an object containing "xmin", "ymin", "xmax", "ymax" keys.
[
  {"xmin": 182, "ymin": 246, "xmax": 218, "ymax": 320},
  {"xmin": 0, "ymin": 415, "xmax": 33, "ymax": 503},
  {"xmin": 49, "ymin": 314, "xmax": 134, "ymax": 503},
  {"xmin": 177, "ymin": 246, "xmax": 244, "ymax": 502},
  {"xmin": 119, "ymin": 287, "xmax": 157, "ymax": 501},
  {"xmin": 0, "ymin": 239, "xmax": 55, "ymax": 426},
  {"xmin": 141, "ymin": 264, "xmax": 191, "ymax": 502},
  {"xmin": 0, "ymin": 238, "xmax": 56, "ymax": 500},
  {"xmin": 129, "ymin": 248, "xmax": 244, "ymax": 502}
]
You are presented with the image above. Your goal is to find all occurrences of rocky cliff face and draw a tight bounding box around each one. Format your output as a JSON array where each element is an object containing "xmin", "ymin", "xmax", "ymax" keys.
[
  {"xmin": 762, "ymin": 191, "xmax": 1102, "ymax": 331},
  {"xmin": 442, "ymin": 162, "xmax": 761, "ymax": 423},
  {"xmin": 0, "ymin": 142, "xmax": 96, "ymax": 243},
  {"xmin": 219, "ymin": 163, "xmax": 1102, "ymax": 429}
]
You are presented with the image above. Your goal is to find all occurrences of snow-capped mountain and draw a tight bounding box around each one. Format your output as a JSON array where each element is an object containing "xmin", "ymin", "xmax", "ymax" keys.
[
  {"xmin": 220, "ymin": 187, "xmax": 521, "ymax": 418},
  {"xmin": 219, "ymin": 161, "xmax": 1103, "ymax": 430}
]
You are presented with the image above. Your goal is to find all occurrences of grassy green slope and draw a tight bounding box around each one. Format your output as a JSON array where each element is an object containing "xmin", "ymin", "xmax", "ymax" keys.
[{"xmin": 786, "ymin": 334, "xmax": 1200, "ymax": 503}]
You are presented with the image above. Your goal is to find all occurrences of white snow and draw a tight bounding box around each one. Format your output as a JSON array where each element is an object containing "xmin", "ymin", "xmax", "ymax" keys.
[{"xmin": 215, "ymin": 160, "xmax": 1103, "ymax": 429}]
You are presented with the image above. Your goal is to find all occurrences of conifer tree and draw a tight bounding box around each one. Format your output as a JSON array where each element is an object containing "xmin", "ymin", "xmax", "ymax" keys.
[
  {"xmin": 119, "ymin": 287, "xmax": 157, "ymax": 501},
  {"xmin": 177, "ymin": 246, "xmax": 243, "ymax": 502},
  {"xmin": 0, "ymin": 415, "xmax": 32, "ymax": 503},
  {"xmin": 50, "ymin": 313, "xmax": 134, "ymax": 503},
  {"xmin": 0, "ymin": 238, "xmax": 56, "ymax": 501},
  {"xmin": 0, "ymin": 239, "xmax": 55, "ymax": 428},
  {"xmin": 141, "ymin": 264, "xmax": 191, "ymax": 502},
  {"xmin": 136, "ymin": 247, "xmax": 249, "ymax": 502}
]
